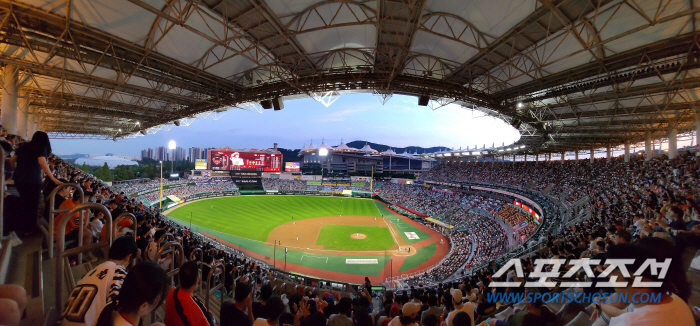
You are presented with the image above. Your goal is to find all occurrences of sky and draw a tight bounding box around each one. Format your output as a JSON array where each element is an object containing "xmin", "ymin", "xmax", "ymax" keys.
[{"xmin": 52, "ymin": 93, "xmax": 523, "ymax": 156}]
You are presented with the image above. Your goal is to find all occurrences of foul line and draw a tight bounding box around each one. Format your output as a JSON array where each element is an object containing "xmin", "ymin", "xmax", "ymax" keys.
[
  {"xmin": 300, "ymin": 255, "xmax": 328, "ymax": 263},
  {"xmin": 383, "ymin": 216, "xmax": 402, "ymax": 247}
]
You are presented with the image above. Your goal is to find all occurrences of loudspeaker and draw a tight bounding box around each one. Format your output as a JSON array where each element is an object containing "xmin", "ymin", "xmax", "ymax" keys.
[
  {"xmin": 418, "ymin": 95, "xmax": 429, "ymax": 106},
  {"xmin": 272, "ymin": 97, "xmax": 284, "ymax": 111},
  {"xmin": 140, "ymin": 130, "xmax": 147, "ymax": 135},
  {"xmin": 174, "ymin": 120, "xmax": 180, "ymax": 126},
  {"xmin": 260, "ymin": 100, "xmax": 272, "ymax": 109}
]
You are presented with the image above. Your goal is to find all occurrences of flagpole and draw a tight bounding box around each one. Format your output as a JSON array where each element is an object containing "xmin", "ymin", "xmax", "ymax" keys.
[
  {"xmin": 159, "ymin": 161, "xmax": 163, "ymax": 211},
  {"xmin": 370, "ymin": 166, "xmax": 374, "ymax": 199}
]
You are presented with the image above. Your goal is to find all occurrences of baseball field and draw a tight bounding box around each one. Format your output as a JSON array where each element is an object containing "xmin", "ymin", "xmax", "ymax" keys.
[{"xmin": 165, "ymin": 196, "xmax": 449, "ymax": 284}]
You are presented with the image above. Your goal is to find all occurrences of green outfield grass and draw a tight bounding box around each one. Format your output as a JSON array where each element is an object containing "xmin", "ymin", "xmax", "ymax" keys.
[
  {"xmin": 373, "ymin": 201, "xmax": 430, "ymax": 245},
  {"xmin": 316, "ymin": 225, "xmax": 395, "ymax": 251},
  {"xmin": 166, "ymin": 196, "xmax": 437, "ymax": 277},
  {"xmin": 169, "ymin": 196, "xmax": 381, "ymax": 242}
]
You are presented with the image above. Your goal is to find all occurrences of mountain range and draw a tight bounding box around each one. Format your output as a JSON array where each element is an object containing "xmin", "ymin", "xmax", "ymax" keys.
[{"xmin": 275, "ymin": 140, "xmax": 451, "ymax": 163}]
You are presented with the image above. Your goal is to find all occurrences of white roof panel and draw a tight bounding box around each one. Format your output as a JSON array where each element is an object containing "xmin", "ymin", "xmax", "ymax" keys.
[
  {"xmin": 425, "ymin": 0, "xmax": 538, "ymax": 37},
  {"xmin": 295, "ymin": 25, "xmax": 375, "ymax": 54}
]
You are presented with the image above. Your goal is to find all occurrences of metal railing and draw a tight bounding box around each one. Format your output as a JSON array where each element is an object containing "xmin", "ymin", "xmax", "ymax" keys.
[
  {"xmin": 205, "ymin": 260, "xmax": 225, "ymax": 312},
  {"xmin": 189, "ymin": 247, "xmax": 204, "ymax": 295},
  {"xmin": 113, "ymin": 212, "xmax": 138, "ymax": 238},
  {"xmin": 55, "ymin": 203, "xmax": 113, "ymax": 310},
  {"xmin": 43, "ymin": 183, "xmax": 85, "ymax": 259},
  {"xmin": 0, "ymin": 147, "xmax": 5, "ymax": 239}
]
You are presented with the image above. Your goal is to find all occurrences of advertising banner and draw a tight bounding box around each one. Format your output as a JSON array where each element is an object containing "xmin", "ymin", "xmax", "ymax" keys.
[
  {"xmin": 195, "ymin": 159, "xmax": 207, "ymax": 170},
  {"xmin": 285, "ymin": 162, "xmax": 300, "ymax": 172},
  {"xmin": 209, "ymin": 150, "xmax": 282, "ymax": 172}
]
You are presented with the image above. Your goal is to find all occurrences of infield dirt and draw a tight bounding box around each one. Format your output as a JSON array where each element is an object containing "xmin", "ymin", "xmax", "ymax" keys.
[{"xmin": 266, "ymin": 215, "xmax": 416, "ymax": 255}]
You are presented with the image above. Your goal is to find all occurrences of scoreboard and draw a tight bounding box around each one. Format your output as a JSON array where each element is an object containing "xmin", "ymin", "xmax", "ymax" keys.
[{"xmin": 208, "ymin": 150, "xmax": 282, "ymax": 172}]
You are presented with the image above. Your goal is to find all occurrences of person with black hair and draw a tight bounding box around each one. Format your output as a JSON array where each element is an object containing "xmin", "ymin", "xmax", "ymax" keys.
[
  {"xmin": 327, "ymin": 297, "xmax": 352, "ymax": 326},
  {"xmin": 252, "ymin": 284, "xmax": 273, "ymax": 320},
  {"xmin": 252, "ymin": 296, "xmax": 285, "ymax": 326},
  {"xmin": 307, "ymin": 312, "xmax": 327, "ymax": 326},
  {"xmin": 221, "ymin": 282, "xmax": 254, "ymax": 326},
  {"xmin": 164, "ymin": 261, "xmax": 214, "ymax": 326},
  {"xmin": 146, "ymin": 229, "xmax": 171, "ymax": 269},
  {"xmin": 451, "ymin": 312, "xmax": 471, "ymax": 326},
  {"xmin": 60, "ymin": 236, "xmax": 137, "ymax": 326},
  {"xmin": 421, "ymin": 295, "xmax": 441, "ymax": 321},
  {"xmin": 601, "ymin": 240, "xmax": 694, "ymax": 325},
  {"xmin": 352, "ymin": 306, "xmax": 372, "ymax": 326},
  {"xmin": 9, "ymin": 131, "xmax": 61, "ymax": 236},
  {"xmin": 420, "ymin": 314, "xmax": 438, "ymax": 326},
  {"xmin": 95, "ymin": 262, "xmax": 169, "ymax": 326}
]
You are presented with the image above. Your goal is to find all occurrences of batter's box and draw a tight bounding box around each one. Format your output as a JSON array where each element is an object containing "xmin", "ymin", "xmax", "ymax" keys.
[{"xmin": 404, "ymin": 232, "xmax": 419, "ymax": 239}]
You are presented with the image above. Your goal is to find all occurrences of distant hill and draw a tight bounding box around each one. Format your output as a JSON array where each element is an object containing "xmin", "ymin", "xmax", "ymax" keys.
[
  {"xmin": 277, "ymin": 148, "xmax": 301, "ymax": 164},
  {"xmin": 276, "ymin": 141, "xmax": 450, "ymax": 163},
  {"xmin": 57, "ymin": 153, "xmax": 89, "ymax": 159},
  {"xmin": 346, "ymin": 141, "xmax": 450, "ymax": 154}
]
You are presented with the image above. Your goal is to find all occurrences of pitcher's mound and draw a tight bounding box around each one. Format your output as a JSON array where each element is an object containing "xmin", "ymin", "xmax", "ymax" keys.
[{"xmin": 351, "ymin": 233, "xmax": 367, "ymax": 239}]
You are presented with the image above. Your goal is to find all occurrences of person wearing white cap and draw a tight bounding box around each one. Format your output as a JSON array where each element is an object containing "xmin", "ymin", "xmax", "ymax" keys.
[
  {"xmin": 388, "ymin": 302, "xmax": 421, "ymax": 326},
  {"xmin": 445, "ymin": 289, "xmax": 474, "ymax": 326}
]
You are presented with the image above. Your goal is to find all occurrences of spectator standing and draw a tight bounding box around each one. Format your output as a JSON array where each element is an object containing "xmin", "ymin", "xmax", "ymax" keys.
[{"xmin": 9, "ymin": 131, "xmax": 61, "ymax": 236}]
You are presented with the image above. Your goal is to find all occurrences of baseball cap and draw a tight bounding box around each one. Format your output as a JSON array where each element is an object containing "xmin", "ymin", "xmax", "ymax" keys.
[
  {"xmin": 402, "ymin": 302, "xmax": 421, "ymax": 316},
  {"xmin": 450, "ymin": 289, "xmax": 463, "ymax": 303}
]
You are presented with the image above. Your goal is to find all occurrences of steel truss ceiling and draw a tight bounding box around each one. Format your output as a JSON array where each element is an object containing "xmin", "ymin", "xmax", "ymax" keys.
[{"xmin": 0, "ymin": 0, "xmax": 696, "ymax": 154}]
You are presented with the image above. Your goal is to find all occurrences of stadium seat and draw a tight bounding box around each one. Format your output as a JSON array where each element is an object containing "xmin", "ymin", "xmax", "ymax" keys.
[
  {"xmin": 494, "ymin": 306, "xmax": 514, "ymax": 320},
  {"xmin": 565, "ymin": 312, "xmax": 593, "ymax": 326}
]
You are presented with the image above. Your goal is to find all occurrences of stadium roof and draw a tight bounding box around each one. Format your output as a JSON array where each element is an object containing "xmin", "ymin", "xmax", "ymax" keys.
[{"xmin": 1, "ymin": 0, "xmax": 699, "ymax": 155}]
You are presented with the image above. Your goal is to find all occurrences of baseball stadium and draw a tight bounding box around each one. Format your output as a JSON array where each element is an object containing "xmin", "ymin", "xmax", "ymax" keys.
[
  {"xmin": 165, "ymin": 195, "xmax": 449, "ymax": 284},
  {"xmin": 1, "ymin": 0, "xmax": 700, "ymax": 326}
]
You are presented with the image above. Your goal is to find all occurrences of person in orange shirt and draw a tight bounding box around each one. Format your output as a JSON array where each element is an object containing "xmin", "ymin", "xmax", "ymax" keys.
[
  {"xmin": 115, "ymin": 192, "xmax": 124, "ymax": 203},
  {"xmin": 54, "ymin": 191, "xmax": 94, "ymax": 258}
]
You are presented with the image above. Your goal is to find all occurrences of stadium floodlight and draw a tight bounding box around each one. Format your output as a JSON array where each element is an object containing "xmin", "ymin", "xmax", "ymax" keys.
[
  {"xmin": 517, "ymin": 102, "xmax": 523, "ymax": 108},
  {"xmin": 319, "ymin": 148, "xmax": 329, "ymax": 156},
  {"xmin": 168, "ymin": 140, "xmax": 177, "ymax": 150}
]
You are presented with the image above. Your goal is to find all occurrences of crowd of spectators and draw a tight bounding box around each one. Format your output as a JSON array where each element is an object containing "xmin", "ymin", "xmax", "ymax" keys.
[
  {"xmin": 463, "ymin": 195, "xmax": 503, "ymax": 213},
  {"xmin": 143, "ymin": 184, "xmax": 236, "ymax": 203},
  {"xmin": 114, "ymin": 178, "xmax": 189, "ymax": 196},
  {"xmin": 262, "ymin": 178, "xmax": 307, "ymax": 191},
  {"xmin": 5, "ymin": 130, "xmax": 700, "ymax": 326},
  {"xmin": 496, "ymin": 206, "xmax": 536, "ymax": 239},
  {"xmin": 378, "ymin": 184, "xmax": 512, "ymax": 285}
]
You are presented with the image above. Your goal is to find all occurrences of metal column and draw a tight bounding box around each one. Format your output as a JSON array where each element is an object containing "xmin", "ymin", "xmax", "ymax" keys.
[
  {"xmin": 1, "ymin": 65, "xmax": 18, "ymax": 135},
  {"xmin": 668, "ymin": 127, "xmax": 678, "ymax": 159},
  {"xmin": 645, "ymin": 131, "xmax": 652, "ymax": 161}
]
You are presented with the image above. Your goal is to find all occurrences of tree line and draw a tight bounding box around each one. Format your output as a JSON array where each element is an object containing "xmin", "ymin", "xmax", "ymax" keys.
[{"xmin": 74, "ymin": 157, "xmax": 195, "ymax": 182}]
